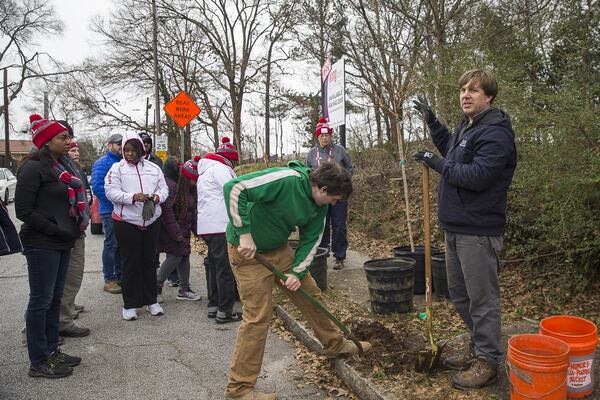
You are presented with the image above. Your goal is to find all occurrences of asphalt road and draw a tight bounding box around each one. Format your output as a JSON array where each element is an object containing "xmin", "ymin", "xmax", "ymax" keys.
[{"xmin": 0, "ymin": 203, "xmax": 327, "ymax": 400}]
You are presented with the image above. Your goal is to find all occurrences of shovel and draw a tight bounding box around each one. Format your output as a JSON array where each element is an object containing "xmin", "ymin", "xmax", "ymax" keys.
[
  {"xmin": 254, "ymin": 253, "xmax": 364, "ymax": 357},
  {"xmin": 414, "ymin": 165, "xmax": 446, "ymax": 373}
]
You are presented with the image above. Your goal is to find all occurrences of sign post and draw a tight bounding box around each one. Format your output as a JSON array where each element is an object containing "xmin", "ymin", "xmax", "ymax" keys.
[{"xmin": 164, "ymin": 91, "xmax": 201, "ymax": 159}]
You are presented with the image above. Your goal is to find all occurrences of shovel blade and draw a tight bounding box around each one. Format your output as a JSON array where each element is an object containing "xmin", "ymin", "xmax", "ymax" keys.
[{"xmin": 414, "ymin": 340, "xmax": 448, "ymax": 373}]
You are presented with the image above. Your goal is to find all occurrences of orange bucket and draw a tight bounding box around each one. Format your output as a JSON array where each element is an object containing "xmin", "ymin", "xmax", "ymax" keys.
[
  {"xmin": 540, "ymin": 315, "xmax": 599, "ymax": 398},
  {"xmin": 507, "ymin": 334, "xmax": 570, "ymax": 399}
]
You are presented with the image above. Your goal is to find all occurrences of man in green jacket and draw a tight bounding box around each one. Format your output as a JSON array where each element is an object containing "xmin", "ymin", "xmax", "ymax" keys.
[{"xmin": 223, "ymin": 161, "xmax": 371, "ymax": 400}]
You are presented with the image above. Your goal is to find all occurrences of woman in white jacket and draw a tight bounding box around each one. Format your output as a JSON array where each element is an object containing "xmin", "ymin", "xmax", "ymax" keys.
[
  {"xmin": 196, "ymin": 137, "xmax": 241, "ymax": 324},
  {"xmin": 105, "ymin": 132, "xmax": 169, "ymax": 321}
]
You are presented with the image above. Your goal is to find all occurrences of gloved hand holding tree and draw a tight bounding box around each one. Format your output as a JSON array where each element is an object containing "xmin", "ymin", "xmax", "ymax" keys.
[
  {"xmin": 413, "ymin": 95, "xmax": 436, "ymax": 124},
  {"xmin": 412, "ymin": 150, "xmax": 443, "ymax": 172}
]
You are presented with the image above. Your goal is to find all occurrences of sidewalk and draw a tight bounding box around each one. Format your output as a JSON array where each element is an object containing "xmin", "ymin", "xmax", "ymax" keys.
[{"xmin": 0, "ymin": 203, "xmax": 329, "ymax": 400}]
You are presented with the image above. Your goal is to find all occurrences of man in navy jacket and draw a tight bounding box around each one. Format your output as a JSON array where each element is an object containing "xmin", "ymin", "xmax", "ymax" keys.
[
  {"xmin": 91, "ymin": 134, "xmax": 123, "ymax": 294},
  {"xmin": 413, "ymin": 69, "xmax": 517, "ymax": 390}
]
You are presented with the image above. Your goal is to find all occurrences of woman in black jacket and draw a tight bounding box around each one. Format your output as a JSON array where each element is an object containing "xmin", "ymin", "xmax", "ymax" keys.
[{"xmin": 15, "ymin": 114, "xmax": 87, "ymax": 379}]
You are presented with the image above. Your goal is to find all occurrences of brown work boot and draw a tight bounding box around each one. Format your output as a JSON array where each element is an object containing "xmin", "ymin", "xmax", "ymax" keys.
[
  {"xmin": 443, "ymin": 341, "xmax": 475, "ymax": 371},
  {"xmin": 103, "ymin": 280, "xmax": 122, "ymax": 294},
  {"xmin": 452, "ymin": 356, "xmax": 498, "ymax": 390},
  {"xmin": 225, "ymin": 390, "xmax": 277, "ymax": 400},
  {"xmin": 327, "ymin": 339, "xmax": 372, "ymax": 357}
]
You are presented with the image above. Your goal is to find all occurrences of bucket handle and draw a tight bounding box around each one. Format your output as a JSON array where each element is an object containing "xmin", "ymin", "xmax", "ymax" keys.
[{"xmin": 506, "ymin": 360, "xmax": 568, "ymax": 399}]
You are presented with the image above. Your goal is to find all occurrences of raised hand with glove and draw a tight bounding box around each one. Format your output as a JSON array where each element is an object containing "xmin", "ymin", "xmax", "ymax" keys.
[
  {"xmin": 413, "ymin": 95, "xmax": 437, "ymax": 125},
  {"xmin": 413, "ymin": 150, "xmax": 444, "ymax": 173}
]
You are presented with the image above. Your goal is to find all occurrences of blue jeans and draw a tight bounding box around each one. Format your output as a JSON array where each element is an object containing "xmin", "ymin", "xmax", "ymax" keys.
[
  {"xmin": 101, "ymin": 214, "xmax": 121, "ymax": 282},
  {"xmin": 319, "ymin": 200, "xmax": 348, "ymax": 260},
  {"xmin": 24, "ymin": 247, "xmax": 71, "ymax": 366}
]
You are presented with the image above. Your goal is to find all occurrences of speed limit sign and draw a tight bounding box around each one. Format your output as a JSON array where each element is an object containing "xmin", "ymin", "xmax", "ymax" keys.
[
  {"xmin": 154, "ymin": 135, "xmax": 168, "ymax": 161},
  {"xmin": 154, "ymin": 135, "xmax": 168, "ymax": 151}
]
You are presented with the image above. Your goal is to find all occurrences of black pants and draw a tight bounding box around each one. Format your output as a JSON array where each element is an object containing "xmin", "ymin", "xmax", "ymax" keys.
[
  {"xmin": 114, "ymin": 220, "xmax": 160, "ymax": 309},
  {"xmin": 201, "ymin": 233, "xmax": 236, "ymax": 314}
]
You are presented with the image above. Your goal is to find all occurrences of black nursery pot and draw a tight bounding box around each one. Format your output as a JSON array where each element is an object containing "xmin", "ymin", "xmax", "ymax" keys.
[
  {"xmin": 392, "ymin": 245, "xmax": 444, "ymax": 294},
  {"xmin": 363, "ymin": 257, "xmax": 415, "ymax": 314}
]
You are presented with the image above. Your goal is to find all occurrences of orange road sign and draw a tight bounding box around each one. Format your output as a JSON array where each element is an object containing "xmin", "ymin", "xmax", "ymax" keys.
[{"xmin": 163, "ymin": 91, "xmax": 201, "ymax": 128}]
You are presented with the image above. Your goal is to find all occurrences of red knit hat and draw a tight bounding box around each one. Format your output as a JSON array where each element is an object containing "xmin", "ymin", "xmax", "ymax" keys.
[
  {"xmin": 30, "ymin": 114, "xmax": 69, "ymax": 149},
  {"xmin": 181, "ymin": 155, "xmax": 200, "ymax": 181},
  {"xmin": 216, "ymin": 136, "xmax": 239, "ymax": 162},
  {"xmin": 69, "ymin": 138, "xmax": 79, "ymax": 149},
  {"xmin": 314, "ymin": 117, "xmax": 332, "ymax": 137}
]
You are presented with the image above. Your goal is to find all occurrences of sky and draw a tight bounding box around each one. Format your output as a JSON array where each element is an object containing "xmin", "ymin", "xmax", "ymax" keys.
[
  {"xmin": 6, "ymin": 0, "xmax": 113, "ymax": 137},
  {"xmin": 4, "ymin": 0, "xmax": 324, "ymax": 156}
]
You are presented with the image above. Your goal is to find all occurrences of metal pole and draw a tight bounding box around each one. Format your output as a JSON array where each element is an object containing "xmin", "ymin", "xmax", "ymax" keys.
[
  {"xmin": 152, "ymin": 0, "xmax": 160, "ymax": 141},
  {"xmin": 3, "ymin": 69, "xmax": 10, "ymax": 168},
  {"xmin": 145, "ymin": 96, "xmax": 150, "ymax": 136}
]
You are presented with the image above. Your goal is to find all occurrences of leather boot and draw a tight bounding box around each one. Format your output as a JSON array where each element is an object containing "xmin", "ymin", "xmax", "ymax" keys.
[
  {"xmin": 225, "ymin": 390, "xmax": 277, "ymax": 400},
  {"xmin": 443, "ymin": 340, "xmax": 475, "ymax": 371},
  {"xmin": 452, "ymin": 356, "xmax": 498, "ymax": 390}
]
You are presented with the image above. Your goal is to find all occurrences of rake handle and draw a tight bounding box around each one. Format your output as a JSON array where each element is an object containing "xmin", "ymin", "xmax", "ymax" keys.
[{"xmin": 254, "ymin": 253, "xmax": 364, "ymax": 356}]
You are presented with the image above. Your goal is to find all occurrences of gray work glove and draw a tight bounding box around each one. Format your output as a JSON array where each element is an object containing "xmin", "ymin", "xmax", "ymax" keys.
[
  {"xmin": 142, "ymin": 198, "xmax": 156, "ymax": 221},
  {"xmin": 413, "ymin": 95, "xmax": 436, "ymax": 124}
]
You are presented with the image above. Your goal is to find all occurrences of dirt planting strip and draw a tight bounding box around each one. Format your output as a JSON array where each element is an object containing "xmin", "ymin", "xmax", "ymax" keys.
[{"xmin": 274, "ymin": 305, "xmax": 389, "ymax": 400}]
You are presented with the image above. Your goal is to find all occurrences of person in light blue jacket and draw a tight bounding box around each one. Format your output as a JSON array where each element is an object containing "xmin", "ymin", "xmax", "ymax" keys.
[{"xmin": 91, "ymin": 134, "xmax": 123, "ymax": 294}]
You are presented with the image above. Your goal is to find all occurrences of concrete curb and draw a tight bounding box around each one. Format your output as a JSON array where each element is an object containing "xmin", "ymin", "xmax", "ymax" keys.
[{"xmin": 274, "ymin": 305, "xmax": 388, "ymax": 400}]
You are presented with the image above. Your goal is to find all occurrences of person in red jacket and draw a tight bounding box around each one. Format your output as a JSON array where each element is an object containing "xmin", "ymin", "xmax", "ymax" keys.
[{"xmin": 156, "ymin": 157, "xmax": 201, "ymax": 302}]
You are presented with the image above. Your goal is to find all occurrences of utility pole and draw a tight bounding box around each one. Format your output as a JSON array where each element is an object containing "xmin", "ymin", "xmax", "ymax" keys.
[
  {"xmin": 145, "ymin": 96, "xmax": 151, "ymax": 136},
  {"xmin": 151, "ymin": 0, "xmax": 160, "ymax": 143},
  {"xmin": 43, "ymin": 92, "xmax": 49, "ymax": 119},
  {"xmin": 3, "ymin": 69, "xmax": 10, "ymax": 168}
]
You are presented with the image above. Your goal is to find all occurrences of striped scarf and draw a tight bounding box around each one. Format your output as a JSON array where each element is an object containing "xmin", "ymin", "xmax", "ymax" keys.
[
  {"xmin": 53, "ymin": 159, "xmax": 90, "ymax": 232},
  {"xmin": 204, "ymin": 152, "xmax": 234, "ymax": 169}
]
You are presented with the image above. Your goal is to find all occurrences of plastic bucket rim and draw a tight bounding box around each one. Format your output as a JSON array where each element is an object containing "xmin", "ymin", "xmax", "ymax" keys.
[
  {"xmin": 508, "ymin": 334, "xmax": 571, "ymax": 361},
  {"xmin": 540, "ymin": 315, "xmax": 599, "ymax": 339},
  {"xmin": 364, "ymin": 257, "xmax": 416, "ymax": 272}
]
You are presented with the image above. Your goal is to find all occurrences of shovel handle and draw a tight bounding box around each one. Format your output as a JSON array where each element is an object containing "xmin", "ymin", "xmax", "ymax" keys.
[{"xmin": 254, "ymin": 253, "xmax": 364, "ymax": 356}]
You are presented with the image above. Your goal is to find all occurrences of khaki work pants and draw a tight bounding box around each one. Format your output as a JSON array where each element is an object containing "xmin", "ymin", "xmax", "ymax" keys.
[
  {"xmin": 59, "ymin": 237, "xmax": 85, "ymax": 330},
  {"xmin": 226, "ymin": 243, "xmax": 345, "ymax": 398}
]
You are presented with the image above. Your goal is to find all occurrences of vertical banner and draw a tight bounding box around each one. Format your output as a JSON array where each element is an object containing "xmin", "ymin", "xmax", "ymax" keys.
[
  {"xmin": 321, "ymin": 55, "xmax": 332, "ymax": 118},
  {"xmin": 323, "ymin": 57, "xmax": 345, "ymax": 129}
]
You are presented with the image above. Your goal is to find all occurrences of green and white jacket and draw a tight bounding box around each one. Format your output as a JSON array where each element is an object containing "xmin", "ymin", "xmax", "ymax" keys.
[{"xmin": 224, "ymin": 161, "xmax": 327, "ymax": 280}]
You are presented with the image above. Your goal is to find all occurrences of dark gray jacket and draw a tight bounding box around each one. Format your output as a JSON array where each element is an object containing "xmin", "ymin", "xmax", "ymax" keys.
[{"xmin": 305, "ymin": 143, "xmax": 353, "ymax": 174}]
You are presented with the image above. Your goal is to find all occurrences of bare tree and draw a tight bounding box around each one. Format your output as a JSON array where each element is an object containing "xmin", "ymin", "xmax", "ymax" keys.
[
  {"xmin": 162, "ymin": 0, "xmax": 278, "ymax": 160},
  {"xmin": 0, "ymin": 0, "xmax": 72, "ymax": 119}
]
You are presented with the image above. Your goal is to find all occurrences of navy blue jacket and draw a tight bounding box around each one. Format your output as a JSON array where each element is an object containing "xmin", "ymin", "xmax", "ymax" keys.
[
  {"xmin": 91, "ymin": 150, "xmax": 122, "ymax": 215},
  {"xmin": 428, "ymin": 107, "xmax": 517, "ymax": 236}
]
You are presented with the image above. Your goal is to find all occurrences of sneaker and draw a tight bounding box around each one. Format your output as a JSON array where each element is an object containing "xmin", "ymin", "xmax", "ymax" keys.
[
  {"xmin": 207, "ymin": 309, "xmax": 217, "ymax": 319},
  {"xmin": 443, "ymin": 341, "xmax": 476, "ymax": 371},
  {"xmin": 74, "ymin": 304, "xmax": 84, "ymax": 313},
  {"xmin": 122, "ymin": 308, "xmax": 138, "ymax": 321},
  {"xmin": 452, "ymin": 356, "xmax": 498, "ymax": 390},
  {"xmin": 166, "ymin": 279, "xmax": 180, "ymax": 287},
  {"xmin": 59, "ymin": 325, "xmax": 90, "ymax": 338},
  {"xmin": 28, "ymin": 359, "xmax": 73, "ymax": 379},
  {"xmin": 48, "ymin": 348, "xmax": 81, "ymax": 367},
  {"xmin": 147, "ymin": 303, "xmax": 164, "ymax": 316},
  {"xmin": 326, "ymin": 339, "xmax": 372, "ymax": 357},
  {"xmin": 225, "ymin": 390, "xmax": 277, "ymax": 400},
  {"xmin": 215, "ymin": 311, "xmax": 243, "ymax": 324},
  {"xmin": 177, "ymin": 288, "xmax": 202, "ymax": 301},
  {"xmin": 103, "ymin": 280, "xmax": 122, "ymax": 294},
  {"xmin": 333, "ymin": 259, "xmax": 345, "ymax": 270}
]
